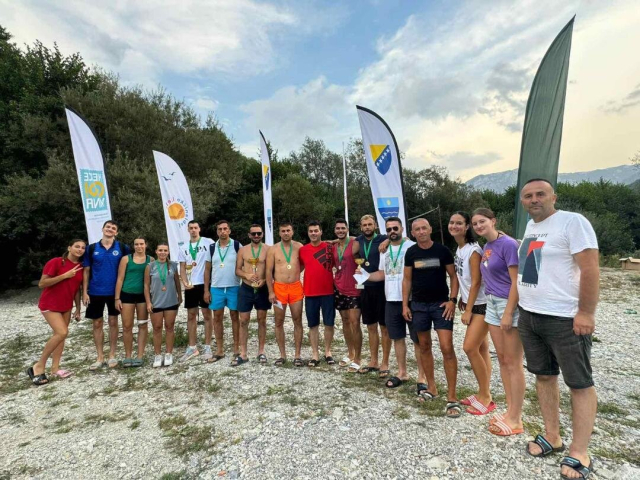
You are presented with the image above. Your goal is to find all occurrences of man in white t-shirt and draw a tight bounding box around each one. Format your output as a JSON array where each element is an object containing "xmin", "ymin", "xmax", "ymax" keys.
[
  {"xmin": 178, "ymin": 220, "xmax": 215, "ymax": 362},
  {"xmin": 517, "ymin": 179, "xmax": 599, "ymax": 480},
  {"xmin": 368, "ymin": 217, "xmax": 426, "ymax": 391}
]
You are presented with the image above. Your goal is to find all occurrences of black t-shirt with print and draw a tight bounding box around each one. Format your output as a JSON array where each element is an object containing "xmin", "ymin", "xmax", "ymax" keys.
[{"xmin": 404, "ymin": 242, "xmax": 454, "ymax": 303}]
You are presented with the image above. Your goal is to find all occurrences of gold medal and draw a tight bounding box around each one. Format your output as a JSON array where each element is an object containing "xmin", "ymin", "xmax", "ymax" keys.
[
  {"xmin": 220, "ymin": 263, "xmax": 224, "ymax": 268},
  {"xmin": 332, "ymin": 267, "xmax": 337, "ymax": 274},
  {"xmin": 365, "ymin": 261, "xmax": 370, "ymax": 267},
  {"xmin": 286, "ymin": 264, "xmax": 292, "ymax": 270},
  {"xmin": 192, "ymin": 261, "xmax": 197, "ymax": 267},
  {"xmin": 162, "ymin": 286, "xmax": 167, "ymax": 291}
]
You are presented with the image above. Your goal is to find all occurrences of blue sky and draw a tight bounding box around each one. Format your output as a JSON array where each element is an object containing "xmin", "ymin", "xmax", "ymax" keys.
[{"xmin": 3, "ymin": 0, "xmax": 639, "ymax": 180}]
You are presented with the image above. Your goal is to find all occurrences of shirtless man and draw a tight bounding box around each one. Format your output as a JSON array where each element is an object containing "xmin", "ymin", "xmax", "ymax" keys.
[
  {"xmin": 235, "ymin": 224, "xmax": 271, "ymax": 365},
  {"xmin": 266, "ymin": 222, "xmax": 304, "ymax": 366}
]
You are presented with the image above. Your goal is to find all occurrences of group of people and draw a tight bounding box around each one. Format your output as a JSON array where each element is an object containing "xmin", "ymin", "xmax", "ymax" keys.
[{"xmin": 28, "ymin": 178, "xmax": 599, "ymax": 480}]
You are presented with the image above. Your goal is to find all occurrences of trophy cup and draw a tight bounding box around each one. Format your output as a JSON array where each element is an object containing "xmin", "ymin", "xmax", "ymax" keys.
[
  {"xmin": 247, "ymin": 258, "xmax": 260, "ymax": 291},
  {"xmin": 354, "ymin": 258, "xmax": 365, "ymax": 290},
  {"xmin": 185, "ymin": 263, "xmax": 194, "ymax": 287}
]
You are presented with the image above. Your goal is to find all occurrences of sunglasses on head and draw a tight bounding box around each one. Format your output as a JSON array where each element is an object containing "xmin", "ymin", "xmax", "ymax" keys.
[
  {"xmin": 249, "ymin": 232, "xmax": 263, "ymax": 236},
  {"xmin": 386, "ymin": 226, "xmax": 400, "ymax": 232}
]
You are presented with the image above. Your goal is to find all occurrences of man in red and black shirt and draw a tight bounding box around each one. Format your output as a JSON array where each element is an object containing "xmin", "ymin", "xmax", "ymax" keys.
[{"xmin": 300, "ymin": 220, "xmax": 335, "ymax": 367}]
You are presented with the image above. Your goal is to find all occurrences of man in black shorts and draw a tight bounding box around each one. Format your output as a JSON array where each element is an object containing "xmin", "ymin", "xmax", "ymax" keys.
[
  {"xmin": 352, "ymin": 214, "xmax": 389, "ymax": 376},
  {"xmin": 83, "ymin": 220, "xmax": 130, "ymax": 370},
  {"xmin": 402, "ymin": 218, "xmax": 460, "ymax": 418},
  {"xmin": 235, "ymin": 224, "xmax": 271, "ymax": 365},
  {"xmin": 178, "ymin": 220, "xmax": 214, "ymax": 362}
]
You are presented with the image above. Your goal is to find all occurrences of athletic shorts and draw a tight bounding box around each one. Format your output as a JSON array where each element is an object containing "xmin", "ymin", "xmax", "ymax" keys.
[
  {"xmin": 273, "ymin": 281, "xmax": 304, "ymax": 305},
  {"xmin": 305, "ymin": 295, "xmax": 335, "ymax": 328},
  {"xmin": 385, "ymin": 301, "xmax": 418, "ymax": 343},
  {"xmin": 361, "ymin": 283, "xmax": 386, "ymax": 325},
  {"xmin": 518, "ymin": 307, "xmax": 593, "ymax": 389},
  {"xmin": 152, "ymin": 304, "xmax": 179, "ymax": 314},
  {"xmin": 410, "ymin": 301, "xmax": 453, "ymax": 332},
  {"xmin": 485, "ymin": 294, "xmax": 519, "ymax": 327},
  {"xmin": 237, "ymin": 283, "xmax": 271, "ymax": 312},
  {"xmin": 120, "ymin": 291, "xmax": 146, "ymax": 304},
  {"xmin": 334, "ymin": 289, "xmax": 360, "ymax": 311},
  {"xmin": 209, "ymin": 286, "xmax": 239, "ymax": 311},
  {"xmin": 184, "ymin": 284, "xmax": 208, "ymax": 309},
  {"xmin": 85, "ymin": 295, "xmax": 118, "ymax": 319},
  {"xmin": 460, "ymin": 301, "xmax": 487, "ymax": 316}
]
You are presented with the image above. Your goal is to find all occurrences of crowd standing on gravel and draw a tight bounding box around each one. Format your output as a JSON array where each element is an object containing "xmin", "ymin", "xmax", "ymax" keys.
[{"xmin": 28, "ymin": 178, "xmax": 599, "ymax": 480}]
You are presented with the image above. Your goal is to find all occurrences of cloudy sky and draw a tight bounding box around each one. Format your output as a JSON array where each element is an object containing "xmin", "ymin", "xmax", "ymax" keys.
[{"xmin": 3, "ymin": 0, "xmax": 639, "ymax": 180}]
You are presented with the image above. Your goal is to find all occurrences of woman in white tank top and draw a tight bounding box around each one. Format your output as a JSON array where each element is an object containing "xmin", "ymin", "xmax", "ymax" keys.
[{"xmin": 449, "ymin": 212, "xmax": 495, "ymax": 416}]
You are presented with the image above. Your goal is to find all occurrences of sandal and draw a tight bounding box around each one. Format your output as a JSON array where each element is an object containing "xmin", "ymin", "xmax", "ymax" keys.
[
  {"xmin": 256, "ymin": 353, "xmax": 267, "ymax": 364},
  {"xmin": 385, "ymin": 376, "xmax": 404, "ymax": 388},
  {"xmin": 417, "ymin": 383, "xmax": 436, "ymax": 401},
  {"xmin": 26, "ymin": 367, "xmax": 35, "ymax": 380},
  {"xmin": 122, "ymin": 358, "xmax": 133, "ymax": 368},
  {"xmin": 293, "ymin": 358, "xmax": 304, "ymax": 367},
  {"xmin": 308, "ymin": 359, "xmax": 319, "ymax": 368},
  {"xmin": 324, "ymin": 356, "xmax": 336, "ymax": 365},
  {"xmin": 131, "ymin": 358, "xmax": 144, "ymax": 368},
  {"xmin": 51, "ymin": 369, "xmax": 73, "ymax": 379},
  {"xmin": 466, "ymin": 398, "xmax": 496, "ymax": 416},
  {"xmin": 460, "ymin": 395, "xmax": 474, "ymax": 406},
  {"xmin": 107, "ymin": 358, "xmax": 118, "ymax": 368},
  {"xmin": 346, "ymin": 362, "xmax": 360, "ymax": 373},
  {"xmin": 488, "ymin": 418, "xmax": 524, "ymax": 436},
  {"xmin": 30, "ymin": 368, "xmax": 49, "ymax": 386},
  {"xmin": 231, "ymin": 356, "xmax": 247, "ymax": 367},
  {"xmin": 207, "ymin": 354, "xmax": 225, "ymax": 364},
  {"xmin": 378, "ymin": 369, "xmax": 390, "ymax": 379},
  {"xmin": 89, "ymin": 361, "xmax": 105, "ymax": 371},
  {"xmin": 274, "ymin": 357, "xmax": 286, "ymax": 366},
  {"xmin": 357, "ymin": 366, "xmax": 379, "ymax": 374},
  {"xmin": 560, "ymin": 456, "xmax": 592, "ymax": 479},
  {"xmin": 445, "ymin": 401, "xmax": 462, "ymax": 419},
  {"xmin": 526, "ymin": 434, "xmax": 565, "ymax": 458},
  {"xmin": 339, "ymin": 356, "xmax": 351, "ymax": 367}
]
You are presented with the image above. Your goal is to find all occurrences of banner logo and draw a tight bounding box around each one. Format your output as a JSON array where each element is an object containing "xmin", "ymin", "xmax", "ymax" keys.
[
  {"xmin": 376, "ymin": 197, "xmax": 399, "ymax": 219},
  {"xmin": 263, "ymin": 165, "xmax": 270, "ymax": 190},
  {"xmin": 165, "ymin": 197, "xmax": 190, "ymax": 229},
  {"xmin": 81, "ymin": 169, "xmax": 108, "ymax": 212},
  {"xmin": 370, "ymin": 144, "xmax": 392, "ymax": 175},
  {"xmin": 267, "ymin": 208, "xmax": 272, "ymax": 231}
]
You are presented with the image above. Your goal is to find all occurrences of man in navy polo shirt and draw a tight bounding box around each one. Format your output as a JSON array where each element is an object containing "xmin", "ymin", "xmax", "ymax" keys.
[{"xmin": 83, "ymin": 220, "xmax": 130, "ymax": 370}]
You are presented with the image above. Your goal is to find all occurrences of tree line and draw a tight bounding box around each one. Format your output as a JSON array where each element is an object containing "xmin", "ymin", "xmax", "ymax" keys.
[{"xmin": 1, "ymin": 26, "xmax": 638, "ymax": 288}]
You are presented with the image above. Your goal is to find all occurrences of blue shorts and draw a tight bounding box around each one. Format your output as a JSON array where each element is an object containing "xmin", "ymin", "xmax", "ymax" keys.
[
  {"xmin": 410, "ymin": 301, "xmax": 453, "ymax": 332},
  {"xmin": 209, "ymin": 286, "xmax": 239, "ymax": 311},
  {"xmin": 305, "ymin": 295, "xmax": 335, "ymax": 328},
  {"xmin": 237, "ymin": 283, "xmax": 271, "ymax": 313},
  {"xmin": 485, "ymin": 294, "xmax": 519, "ymax": 327},
  {"xmin": 386, "ymin": 301, "xmax": 418, "ymax": 343}
]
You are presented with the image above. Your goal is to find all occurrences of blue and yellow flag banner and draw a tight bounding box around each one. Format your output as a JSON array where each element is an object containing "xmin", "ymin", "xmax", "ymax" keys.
[
  {"xmin": 65, "ymin": 108, "xmax": 112, "ymax": 243},
  {"xmin": 259, "ymin": 131, "xmax": 274, "ymax": 246},
  {"xmin": 514, "ymin": 17, "xmax": 574, "ymax": 239},
  {"xmin": 153, "ymin": 151, "xmax": 193, "ymax": 261},
  {"xmin": 356, "ymin": 106, "xmax": 407, "ymax": 229}
]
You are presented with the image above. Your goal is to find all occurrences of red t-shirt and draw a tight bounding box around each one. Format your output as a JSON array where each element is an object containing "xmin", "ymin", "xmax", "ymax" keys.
[
  {"xmin": 300, "ymin": 242, "xmax": 334, "ymax": 296},
  {"xmin": 332, "ymin": 238, "xmax": 360, "ymax": 297},
  {"xmin": 38, "ymin": 257, "xmax": 83, "ymax": 312}
]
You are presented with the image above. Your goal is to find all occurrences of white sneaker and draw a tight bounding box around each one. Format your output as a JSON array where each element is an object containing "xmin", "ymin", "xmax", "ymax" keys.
[
  {"xmin": 202, "ymin": 345, "xmax": 213, "ymax": 362},
  {"xmin": 153, "ymin": 355, "xmax": 163, "ymax": 368},
  {"xmin": 164, "ymin": 353, "xmax": 173, "ymax": 366}
]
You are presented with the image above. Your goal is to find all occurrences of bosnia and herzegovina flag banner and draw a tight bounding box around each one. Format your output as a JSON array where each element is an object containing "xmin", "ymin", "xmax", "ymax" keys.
[
  {"xmin": 259, "ymin": 131, "xmax": 274, "ymax": 245},
  {"xmin": 514, "ymin": 16, "xmax": 574, "ymax": 239},
  {"xmin": 153, "ymin": 151, "xmax": 193, "ymax": 261},
  {"xmin": 356, "ymin": 106, "xmax": 407, "ymax": 229},
  {"xmin": 65, "ymin": 108, "xmax": 112, "ymax": 244}
]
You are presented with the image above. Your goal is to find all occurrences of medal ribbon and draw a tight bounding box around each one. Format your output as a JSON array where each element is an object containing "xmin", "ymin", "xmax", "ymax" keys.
[
  {"xmin": 217, "ymin": 241, "xmax": 230, "ymax": 264},
  {"xmin": 363, "ymin": 233, "xmax": 377, "ymax": 261},
  {"xmin": 188, "ymin": 238, "xmax": 201, "ymax": 261},
  {"xmin": 388, "ymin": 239, "xmax": 406, "ymax": 270},
  {"xmin": 251, "ymin": 243, "xmax": 262, "ymax": 259},
  {"xmin": 158, "ymin": 261, "xmax": 168, "ymax": 286},
  {"xmin": 337, "ymin": 238, "xmax": 350, "ymax": 264},
  {"xmin": 280, "ymin": 242, "xmax": 293, "ymax": 264}
]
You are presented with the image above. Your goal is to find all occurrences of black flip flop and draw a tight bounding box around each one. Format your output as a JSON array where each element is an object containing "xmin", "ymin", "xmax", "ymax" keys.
[
  {"xmin": 207, "ymin": 354, "xmax": 225, "ymax": 364},
  {"xmin": 324, "ymin": 356, "xmax": 336, "ymax": 365},
  {"xmin": 386, "ymin": 376, "xmax": 404, "ymax": 388},
  {"xmin": 560, "ymin": 456, "xmax": 592, "ymax": 479},
  {"xmin": 231, "ymin": 356, "xmax": 247, "ymax": 367},
  {"xmin": 256, "ymin": 354, "xmax": 267, "ymax": 364},
  {"xmin": 26, "ymin": 367, "xmax": 35, "ymax": 380},
  {"xmin": 526, "ymin": 434, "xmax": 565, "ymax": 457},
  {"xmin": 358, "ymin": 366, "xmax": 379, "ymax": 374},
  {"xmin": 293, "ymin": 358, "xmax": 304, "ymax": 367},
  {"xmin": 378, "ymin": 369, "xmax": 390, "ymax": 379},
  {"xmin": 32, "ymin": 373, "xmax": 49, "ymax": 386},
  {"xmin": 308, "ymin": 359, "xmax": 319, "ymax": 367},
  {"xmin": 274, "ymin": 357, "xmax": 286, "ymax": 366}
]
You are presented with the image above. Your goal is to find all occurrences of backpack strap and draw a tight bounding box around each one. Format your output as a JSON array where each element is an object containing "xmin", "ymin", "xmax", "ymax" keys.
[{"xmin": 234, "ymin": 240, "xmax": 241, "ymax": 253}]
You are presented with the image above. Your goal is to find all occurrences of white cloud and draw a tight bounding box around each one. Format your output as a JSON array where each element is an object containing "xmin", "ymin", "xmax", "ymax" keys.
[{"xmin": 194, "ymin": 97, "xmax": 219, "ymax": 111}]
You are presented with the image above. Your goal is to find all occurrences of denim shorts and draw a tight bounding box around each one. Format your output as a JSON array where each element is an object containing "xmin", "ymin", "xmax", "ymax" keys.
[
  {"xmin": 518, "ymin": 307, "xmax": 593, "ymax": 389},
  {"xmin": 305, "ymin": 294, "xmax": 336, "ymax": 328},
  {"xmin": 485, "ymin": 294, "xmax": 519, "ymax": 327},
  {"xmin": 386, "ymin": 301, "xmax": 418, "ymax": 343},
  {"xmin": 410, "ymin": 301, "xmax": 453, "ymax": 332}
]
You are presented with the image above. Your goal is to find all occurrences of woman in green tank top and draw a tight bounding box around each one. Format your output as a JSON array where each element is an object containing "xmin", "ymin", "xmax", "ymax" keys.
[{"xmin": 115, "ymin": 238, "xmax": 152, "ymax": 367}]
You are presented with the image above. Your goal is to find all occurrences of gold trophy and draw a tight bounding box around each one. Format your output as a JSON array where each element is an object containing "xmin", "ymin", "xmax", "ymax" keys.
[
  {"xmin": 354, "ymin": 258, "xmax": 365, "ymax": 290},
  {"xmin": 247, "ymin": 258, "xmax": 260, "ymax": 291},
  {"xmin": 185, "ymin": 263, "xmax": 194, "ymax": 286}
]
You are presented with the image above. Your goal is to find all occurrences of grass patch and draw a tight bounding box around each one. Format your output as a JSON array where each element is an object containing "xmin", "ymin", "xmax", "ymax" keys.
[
  {"xmin": 593, "ymin": 446, "xmax": 640, "ymax": 465},
  {"xmin": 159, "ymin": 415, "xmax": 187, "ymax": 430},
  {"xmin": 172, "ymin": 326, "xmax": 189, "ymax": 348},
  {"xmin": 53, "ymin": 417, "xmax": 76, "ymax": 434},
  {"xmin": 598, "ymin": 401, "xmax": 628, "ymax": 417},
  {"xmin": 130, "ymin": 420, "xmax": 141, "ymax": 430},
  {"xmin": 84, "ymin": 412, "xmax": 132, "ymax": 425},
  {"xmin": 522, "ymin": 419, "xmax": 544, "ymax": 435},
  {"xmin": 267, "ymin": 385, "xmax": 293, "ymax": 396},
  {"xmin": 206, "ymin": 381, "xmax": 222, "ymax": 394},
  {"xmin": 160, "ymin": 471, "xmax": 188, "ymax": 480},
  {"xmin": 393, "ymin": 407, "xmax": 410, "ymax": 420},
  {"xmin": 158, "ymin": 414, "xmax": 222, "ymax": 457}
]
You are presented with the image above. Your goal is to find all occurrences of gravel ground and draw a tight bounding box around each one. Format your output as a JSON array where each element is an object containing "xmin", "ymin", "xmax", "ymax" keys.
[{"xmin": 0, "ymin": 268, "xmax": 639, "ymax": 480}]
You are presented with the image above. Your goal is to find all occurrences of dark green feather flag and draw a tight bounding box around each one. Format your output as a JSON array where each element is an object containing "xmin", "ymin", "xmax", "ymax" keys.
[{"xmin": 514, "ymin": 16, "xmax": 575, "ymax": 239}]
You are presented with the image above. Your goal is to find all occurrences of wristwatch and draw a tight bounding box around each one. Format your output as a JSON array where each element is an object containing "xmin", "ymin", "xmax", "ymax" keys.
[{"xmin": 449, "ymin": 297, "xmax": 457, "ymax": 303}]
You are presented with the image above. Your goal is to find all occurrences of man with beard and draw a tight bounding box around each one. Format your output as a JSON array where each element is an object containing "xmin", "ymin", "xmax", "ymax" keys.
[
  {"xmin": 352, "ymin": 214, "xmax": 390, "ymax": 377},
  {"xmin": 332, "ymin": 219, "xmax": 362, "ymax": 372},
  {"xmin": 266, "ymin": 222, "xmax": 305, "ymax": 366},
  {"xmin": 235, "ymin": 224, "xmax": 271, "ymax": 365}
]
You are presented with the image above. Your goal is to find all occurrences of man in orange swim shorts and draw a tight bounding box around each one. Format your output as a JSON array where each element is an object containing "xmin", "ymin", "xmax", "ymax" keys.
[{"xmin": 266, "ymin": 222, "xmax": 304, "ymax": 366}]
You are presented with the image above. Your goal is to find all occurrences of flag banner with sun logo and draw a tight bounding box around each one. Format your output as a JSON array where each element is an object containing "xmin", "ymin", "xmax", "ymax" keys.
[
  {"xmin": 356, "ymin": 106, "xmax": 407, "ymax": 229},
  {"xmin": 260, "ymin": 130, "xmax": 274, "ymax": 245},
  {"xmin": 65, "ymin": 108, "xmax": 113, "ymax": 244},
  {"xmin": 153, "ymin": 150, "xmax": 193, "ymax": 261}
]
